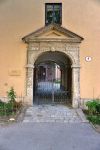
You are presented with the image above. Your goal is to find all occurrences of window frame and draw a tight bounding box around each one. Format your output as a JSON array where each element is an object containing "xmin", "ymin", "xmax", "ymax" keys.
[{"xmin": 45, "ymin": 3, "xmax": 62, "ymax": 26}]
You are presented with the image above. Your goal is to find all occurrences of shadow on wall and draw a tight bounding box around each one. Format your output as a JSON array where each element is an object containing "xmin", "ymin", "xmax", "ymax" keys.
[
  {"xmin": 0, "ymin": 0, "xmax": 8, "ymax": 6},
  {"xmin": 92, "ymin": 0, "xmax": 100, "ymax": 4},
  {"xmin": 0, "ymin": 0, "xmax": 7, "ymax": 4}
]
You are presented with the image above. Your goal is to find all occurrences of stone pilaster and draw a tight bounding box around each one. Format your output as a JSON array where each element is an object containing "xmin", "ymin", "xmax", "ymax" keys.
[
  {"xmin": 72, "ymin": 65, "xmax": 80, "ymax": 108},
  {"xmin": 26, "ymin": 64, "xmax": 34, "ymax": 105}
]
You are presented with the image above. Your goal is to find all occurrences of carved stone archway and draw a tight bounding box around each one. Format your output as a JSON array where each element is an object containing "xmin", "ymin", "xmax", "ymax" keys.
[{"xmin": 22, "ymin": 23, "xmax": 83, "ymax": 108}]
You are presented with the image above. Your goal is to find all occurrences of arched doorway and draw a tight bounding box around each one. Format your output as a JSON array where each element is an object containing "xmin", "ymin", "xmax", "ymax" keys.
[
  {"xmin": 23, "ymin": 23, "xmax": 83, "ymax": 108},
  {"xmin": 33, "ymin": 51, "xmax": 72, "ymax": 105}
]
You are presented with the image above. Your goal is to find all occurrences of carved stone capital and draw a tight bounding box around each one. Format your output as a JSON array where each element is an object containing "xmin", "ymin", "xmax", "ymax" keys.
[
  {"xmin": 26, "ymin": 64, "xmax": 34, "ymax": 68},
  {"xmin": 71, "ymin": 65, "xmax": 81, "ymax": 68}
]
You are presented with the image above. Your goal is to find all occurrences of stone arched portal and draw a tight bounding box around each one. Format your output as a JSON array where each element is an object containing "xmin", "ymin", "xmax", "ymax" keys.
[
  {"xmin": 33, "ymin": 51, "xmax": 72, "ymax": 105},
  {"xmin": 22, "ymin": 23, "xmax": 83, "ymax": 108}
]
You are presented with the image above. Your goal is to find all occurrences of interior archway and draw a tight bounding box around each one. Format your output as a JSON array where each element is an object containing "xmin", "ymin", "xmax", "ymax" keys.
[{"xmin": 33, "ymin": 51, "xmax": 72, "ymax": 105}]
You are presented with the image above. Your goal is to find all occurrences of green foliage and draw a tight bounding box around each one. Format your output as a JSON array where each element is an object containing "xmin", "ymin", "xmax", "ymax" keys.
[
  {"xmin": 96, "ymin": 102, "xmax": 100, "ymax": 114},
  {"xmin": 86, "ymin": 100, "xmax": 100, "ymax": 115},
  {"xmin": 0, "ymin": 100, "xmax": 4, "ymax": 107},
  {"xmin": 0, "ymin": 101, "xmax": 14, "ymax": 116},
  {"xmin": 54, "ymin": 79, "xmax": 61, "ymax": 84},
  {"xmin": 86, "ymin": 100, "xmax": 96, "ymax": 115},
  {"xmin": 86, "ymin": 99, "xmax": 100, "ymax": 125},
  {"xmin": 87, "ymin": 115, "xmax": 100, "ymax": 125},
  {"xmin": 0, "ymin": 87, "xmax": 22, "ymax": 116},
  {"xmin": 7, "ymin": 87, "xmax": 16, "ymax": 103},
  {"xmin": 0, "ymin": 100, "xmax": 22, "ymax": 116}
]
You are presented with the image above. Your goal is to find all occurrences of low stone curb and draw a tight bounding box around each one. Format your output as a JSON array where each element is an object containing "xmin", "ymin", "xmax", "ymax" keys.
[
  {"xmin": 16, "ymin": 106, "xmax": 28, "ymax": 122},
  {"xmin": 76, "ymin": 108, "xmax": 89, "ymax": 123},
  {"xmin": 89, "ymin": 122, "xmax": 100, "ymax": 133}
]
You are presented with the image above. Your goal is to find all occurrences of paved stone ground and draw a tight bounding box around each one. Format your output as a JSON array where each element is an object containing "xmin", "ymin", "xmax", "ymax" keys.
[
  {"xmin": 23, "ymin": 105, "xmax": 87, "ymax": 123},
  {"xmin": 0, "ymin": 105, "xmax": 99, "ymax": 150},
  {"xmin": 0, "ymin": 123, "xmax": 100, "ymax": 150}
]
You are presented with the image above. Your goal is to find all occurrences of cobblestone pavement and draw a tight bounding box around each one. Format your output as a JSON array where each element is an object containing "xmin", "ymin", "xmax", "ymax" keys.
[{"xmin": 23, "ymin": 105, "xmax": 86, "ymax": 123}]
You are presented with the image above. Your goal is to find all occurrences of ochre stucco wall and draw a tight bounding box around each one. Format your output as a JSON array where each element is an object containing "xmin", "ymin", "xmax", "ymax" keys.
[{"xmin": 0, "ymin": 0, "xmax": 100, "ymax": 99}]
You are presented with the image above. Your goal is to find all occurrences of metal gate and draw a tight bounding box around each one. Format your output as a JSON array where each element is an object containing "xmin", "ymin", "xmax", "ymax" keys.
[{"xmin": 34, "ymin": 62, "xmax": 69, "ymax": 104}]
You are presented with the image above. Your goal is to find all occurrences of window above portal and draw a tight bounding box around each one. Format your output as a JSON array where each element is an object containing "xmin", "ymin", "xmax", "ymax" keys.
[{"xmin": 45, "ymin": 3, "xmax": 62, "ymax": 26}]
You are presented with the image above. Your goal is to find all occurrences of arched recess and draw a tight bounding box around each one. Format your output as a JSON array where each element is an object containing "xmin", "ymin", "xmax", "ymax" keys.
[
  {"xmin": 26, "ymin": 49, "xmax": 80, "ymax": 108},
  {"xmin": 33, "ymin": 51, "xmax": 73, "ymax": 105}
]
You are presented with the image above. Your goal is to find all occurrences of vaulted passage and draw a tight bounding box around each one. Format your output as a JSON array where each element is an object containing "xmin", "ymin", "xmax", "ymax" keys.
[{"xmin": 33, "ymin": 51, "xmax": 72, "ymax": 105}]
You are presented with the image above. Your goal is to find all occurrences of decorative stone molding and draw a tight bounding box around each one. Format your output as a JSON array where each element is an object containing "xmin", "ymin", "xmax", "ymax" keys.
[
  {"xmin": 22, "ymin": 24, "xmax": 83, "ymax": 108},
  {"xmin": 26, "ymin": 64, "xmax": 34, "ymax": 68},
  {"xmin": 26, "ymin": 45, "xmax": 81, "ymax": 107}
]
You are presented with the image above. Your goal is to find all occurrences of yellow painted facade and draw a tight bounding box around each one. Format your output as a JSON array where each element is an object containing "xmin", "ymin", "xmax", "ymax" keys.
[{"xmin": 0, "ymin": 0, "xmax": 100, "ymax": 100}]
